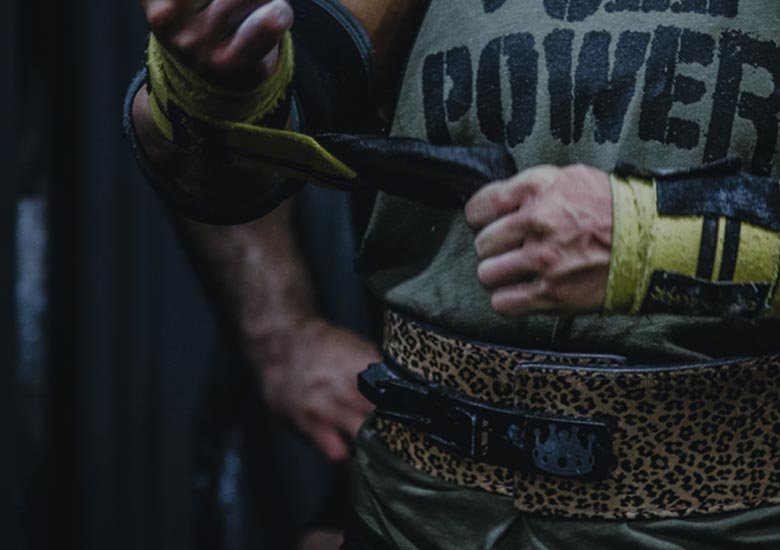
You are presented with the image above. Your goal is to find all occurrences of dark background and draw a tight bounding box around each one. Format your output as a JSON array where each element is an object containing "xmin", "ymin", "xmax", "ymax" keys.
[{"xmin": 3, "ymin": 2, "xmax": 355, "ymax": 549}]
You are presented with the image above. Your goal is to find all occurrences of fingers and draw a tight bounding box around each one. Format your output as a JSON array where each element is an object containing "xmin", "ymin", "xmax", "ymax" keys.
[
  {"xmin": 309, "ymin": 424, "xmax": 350, "ymax": 463},
  {"xmin": 335, "ymin": 389, "xmax": 374, "ymax": 416},
  {"xmin": 209, "ymin": 0, "xmax": 274, "ymax": 30},
  {"xmin": 306, "ymin": 388, "xmax": 369, "ymax": 437},
  {"xmin": 251, "ymin": 322, "xmax": 379, "ymax": 464},
  {"xmin": 143, "ymin": 0, "xmax": 292, "ymax": 85},
  {"xmin": 490, "ymin": 280, "xmax": 560, "ymax": 317},
  {"xmin": 477, "ymin": 246, "xmax": 555, "ymax": 289},
  {"xmin": 464, "ymin": 179, "xmax": 534, "ymax": 230},
  {"xmin": 210, "ymin": 0, "xmax": 293, "ymax": 78},
  {"xmin": 339, "ymin": 412, "xmax": 367, "ymax": 441},
  {"xmin": 328, "ymin": 392, "xmax": 371, "ymax": 438},
  {"xmin": 309, "ymin": 404, "xmax": 366, "ymax": 462},
  {"xmin": 336, "ymin": 387, "xmax": 373, "ymax": 438},
  {"xmin": 143, "ymin": 0, "xmax": 189, "ymax": 38},
  {"xmin": 476, "ymin": 236, "xmax": 568, "ymax": 315},
  {"xmin": 300, "ymin": 400, "xmax": 365, "ymax": 463},
  {"xmin": 473, "ymin": 209, "xmax": 552, "ymax": 259},
  {"xmin": 471, "ymin": 164, "xmax": 614, "ymax": 317},
  {"xmin": 476, "ymin": 241, "xmax": 558, "ymax": 316},
  {"xmin": 465, "ymin": 165, "xmax": 558, "ymax": 229}
]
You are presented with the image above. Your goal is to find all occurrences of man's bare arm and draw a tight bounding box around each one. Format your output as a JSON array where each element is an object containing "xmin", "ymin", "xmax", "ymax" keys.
[
  {"xmin": 132, "ymin": 0, "xmax": 427, "ymax": 459},
  {"xmin": 173, "ymin": 200, "xmax": 379, "ymax": 461}
]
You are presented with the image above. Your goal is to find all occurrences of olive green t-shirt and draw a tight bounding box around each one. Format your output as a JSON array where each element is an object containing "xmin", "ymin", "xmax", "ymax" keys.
[
  {"xmin": 352, "ymin": 2, "xmax": 780, "ymax": 546},
  {"xmin": 356, "ymin": 0, "xmax": 780, "ymax": 362}
]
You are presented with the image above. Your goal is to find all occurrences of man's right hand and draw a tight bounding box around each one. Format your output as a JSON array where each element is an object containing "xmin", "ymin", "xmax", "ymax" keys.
[
  {"xmin": 139, "ymin": 0, "xmax": 293, "ymax": 89},
  {"xmin": 248, "ymin": 317, "xmax": 378, "ymax": 462},
  {"xmin": 133, "ymin": 0, "xmax": 296, "ymax": 204}
]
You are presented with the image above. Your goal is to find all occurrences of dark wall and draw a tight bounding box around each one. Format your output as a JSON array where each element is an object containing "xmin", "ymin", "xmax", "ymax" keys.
[
  {"xmin": 9, "ymin": 3, "xmax": 216, "ymax": 549},
  {"xmin": 6, "ymin": 4, "xmax": 361, "ymax": 549},
  {"xmin": 2, "ymin": 0, "xmax": 20, "ymax": 547}
]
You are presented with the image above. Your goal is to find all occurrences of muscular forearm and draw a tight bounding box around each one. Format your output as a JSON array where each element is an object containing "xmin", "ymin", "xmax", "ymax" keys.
[
  {"xmin": 171, "ymin": 198, "xmax": 317, "ymax": 365},
  {"xmin": 130, "ymin": 8, "xmax": 318, "ymax": 364},
  {"xmin": 129, "ymin": 0, "xmax": 431, "ymax": 461},
  {"xmin": 171, "ymin": 193, "xmax": 378, "ymax": 461}
]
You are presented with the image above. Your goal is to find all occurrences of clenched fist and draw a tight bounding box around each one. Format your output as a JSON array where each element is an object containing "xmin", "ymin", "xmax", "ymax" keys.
[
  {"xmin": 132, "ymin": 0, "xmax": 296, "ymax": 205},
  {"xmin": 140, "ymin": 0, "xmax": 293, "ymax": 88},
  {"xmin": 465, "ymin": 164, "xmax": 613, "ymax": 317}
]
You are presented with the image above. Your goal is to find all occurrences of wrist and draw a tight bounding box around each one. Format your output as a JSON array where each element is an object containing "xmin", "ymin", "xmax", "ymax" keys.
[
  {"xmin": 146, "ymin": 31, "xmax": 294, "ymax": 127},
  {"xmin": 132, "ymin": 85, "xmax": 172, "ymax": 171},
  {"xmin": 604, "ymin": 173, "xmax": 654, "ymax": 313},
  {"xmin": 247, "ymin": 315, "xmax": 327, "ymax": 409},
  {"xmin": 605, "ymin": 164, "xmax": 780, "ymax": 318},
  {"xmin": 241, "ymin": 313, "xmax": 323, "ymax": 370}
]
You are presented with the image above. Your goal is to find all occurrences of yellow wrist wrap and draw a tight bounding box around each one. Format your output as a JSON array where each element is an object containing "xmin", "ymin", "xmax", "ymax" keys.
[
  {"xmin": 148, "ymin": 32, "xmax": 294, "ymax": 124},
  {"xmin": 605, "ymin": 173, "xmax": 780, "ymax": 317},
  {"xmin": 145, "ymin": 33, "xmax": 357, "ymax": 186}
]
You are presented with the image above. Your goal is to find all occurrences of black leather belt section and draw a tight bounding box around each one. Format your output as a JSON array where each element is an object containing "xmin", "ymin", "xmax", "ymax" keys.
[{"xmin": 358, "ymin": 358, "xmax": 617, "ymax": 482}]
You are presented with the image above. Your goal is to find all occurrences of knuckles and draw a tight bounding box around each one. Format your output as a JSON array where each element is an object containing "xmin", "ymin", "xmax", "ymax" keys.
[
  {"xmin": 145, "ymin": 0, "xmax": 290, "ymax": 79},
  {"xmin": 169, "ymin": 30, "xmax": 204, "ymax": 57},
  {"xmin": 471, "ymin": 163, "xmax": 610, "ymax": 316},
  {"xmin": 560, "ymin": 163, "xmax": 588, "ymax": 178},
  {"xmin": 146, "ymin": 1, "xmax": 181, "ymax": 37},
  {"xmin": 538, "ymin": 278, "xmax": 566, "ymax": 305},
  {"xmin": 531, "ymin": 247, "xmax": 558, "ymax": 273},
  {"xmin": 523, "ymin": 208, "xmax": 553, "ymax": 236},
  {"xmin": 559, "ymin": 163, "xmax": 594, "ymax": 186},
  {"xmin": 507, "ymin": 178, "xmax": 539, "ymax": 202}
]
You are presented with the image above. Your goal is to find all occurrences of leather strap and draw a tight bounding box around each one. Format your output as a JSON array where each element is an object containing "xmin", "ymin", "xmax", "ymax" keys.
[{"xmin": 124, "ymin": 67, "xmax": 517, "ymax": 224}]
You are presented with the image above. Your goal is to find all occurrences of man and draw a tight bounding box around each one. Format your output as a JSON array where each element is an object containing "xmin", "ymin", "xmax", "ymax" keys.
[{"xmin": 129, "ymin": 0, "xmax": 780, "ymax": 548}]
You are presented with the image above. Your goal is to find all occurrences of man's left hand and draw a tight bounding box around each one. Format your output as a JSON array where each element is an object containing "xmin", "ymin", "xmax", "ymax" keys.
[{"xmin": 465, "ymin": 164, "xmax": 613, "ymax": 317}]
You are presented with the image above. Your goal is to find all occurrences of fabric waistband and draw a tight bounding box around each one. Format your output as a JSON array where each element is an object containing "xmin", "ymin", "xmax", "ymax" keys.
[{"xmin": 373, "ymin": 309, "xmax": 780, "ymax": 520}]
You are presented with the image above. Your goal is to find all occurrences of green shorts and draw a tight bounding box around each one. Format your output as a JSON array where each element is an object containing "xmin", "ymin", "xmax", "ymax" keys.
[{"xmin": 351, "ymin": 416, "xmax": 780, "ymax": 550}]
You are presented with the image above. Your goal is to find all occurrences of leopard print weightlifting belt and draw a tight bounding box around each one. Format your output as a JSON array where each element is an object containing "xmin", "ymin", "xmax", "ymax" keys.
[{"xmin": 366, "ymin": 310, "xmax": 780, "ymax": 520}]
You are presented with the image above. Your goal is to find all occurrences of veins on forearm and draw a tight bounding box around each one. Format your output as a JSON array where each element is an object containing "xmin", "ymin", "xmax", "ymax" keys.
[{"xmin": 171, "ymin": 198, "xmax": 318, "ymax": 364}]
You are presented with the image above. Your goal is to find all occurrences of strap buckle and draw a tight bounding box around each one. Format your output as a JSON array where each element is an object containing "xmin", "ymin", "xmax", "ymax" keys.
[{"xmin": 359, "ymin": 361, "xmax": 616, "ymax": 481}]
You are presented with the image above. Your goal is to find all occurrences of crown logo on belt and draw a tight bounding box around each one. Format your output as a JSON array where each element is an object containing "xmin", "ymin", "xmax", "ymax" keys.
[{"xmin": 532, "ymin": 424, "xmax": 596, "ymax": 477}]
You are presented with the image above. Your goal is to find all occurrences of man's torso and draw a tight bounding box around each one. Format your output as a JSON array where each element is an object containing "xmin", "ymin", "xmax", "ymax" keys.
[{"xmin": 356, "ymin": 0, "xmax": 780, "ymax": 361}]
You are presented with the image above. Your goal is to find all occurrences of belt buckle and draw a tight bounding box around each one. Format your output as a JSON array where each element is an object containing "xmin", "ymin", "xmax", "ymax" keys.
[
  {"xmin": 426, "ymin": 397, "xmax": 616, "ymax": 481},
  {"xmin": 360, "ymin": 361, "xmax": 616, "ymax": 481},
  {"xmin": 425, "ymin": 400, "xmax": 486, "ymax": 460}
]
